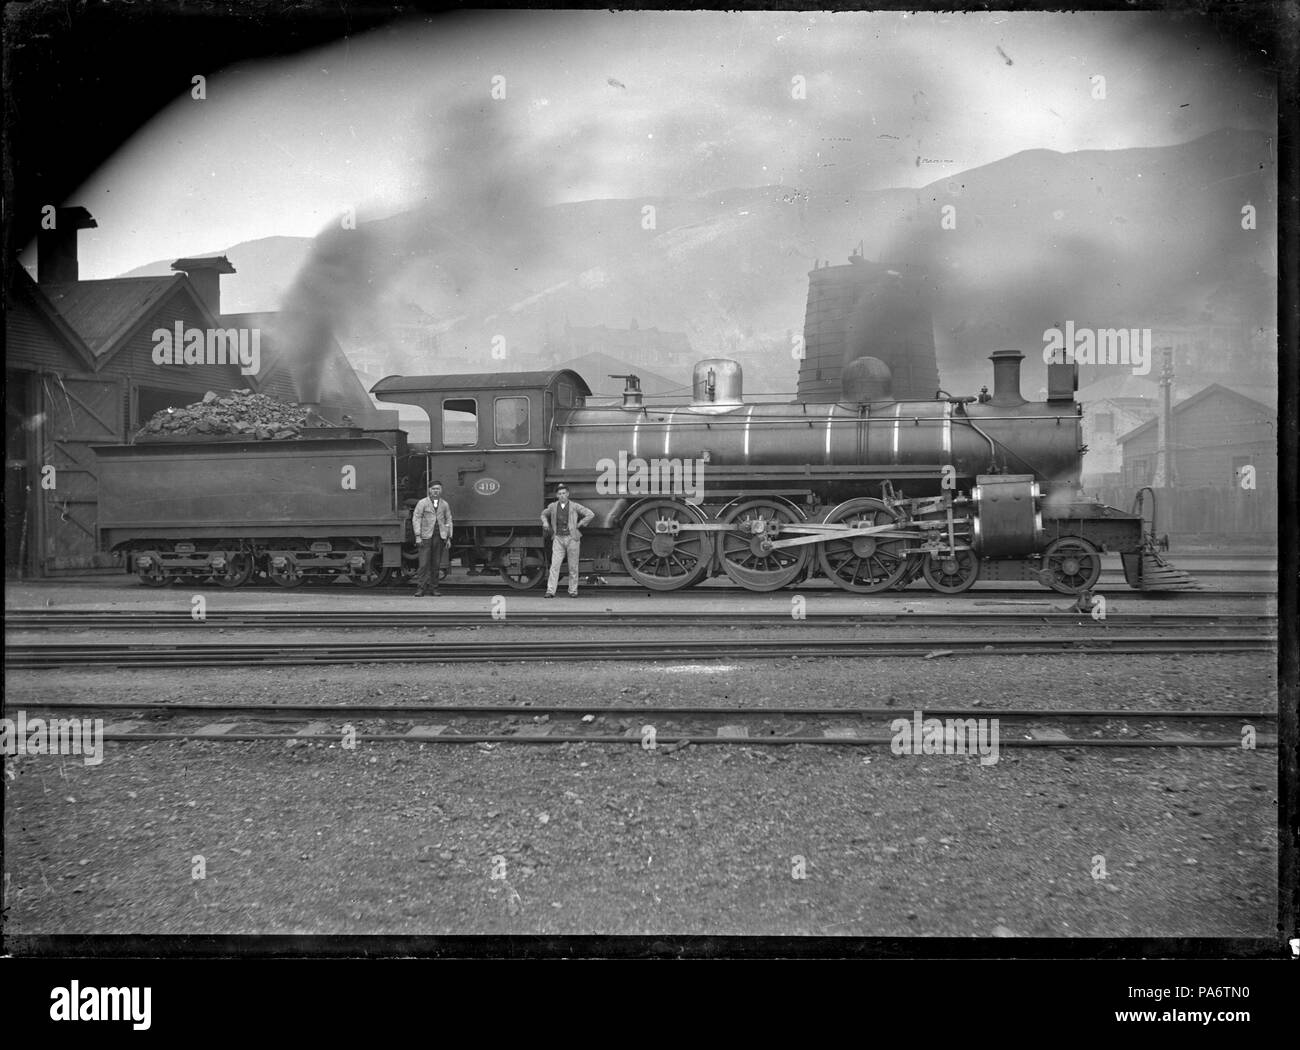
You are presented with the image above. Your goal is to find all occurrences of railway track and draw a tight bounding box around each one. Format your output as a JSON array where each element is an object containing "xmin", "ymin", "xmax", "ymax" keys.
[
  {"xmin": 5, "ymin": 700, "xmax": 1275, "ymax": 749},
  {"xmin": 88, "ymin": 569, "xmax": 1277, "ymax": 594},
  {"xmin": 5, "ymin": 633, "xmax": 1275, "ymax": 669},
  {"xmin": 3, "ymin": 609, "xmax": 1278, "ymax": 631}
]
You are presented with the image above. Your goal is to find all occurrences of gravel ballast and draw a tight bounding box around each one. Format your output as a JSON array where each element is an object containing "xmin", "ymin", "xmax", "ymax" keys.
[{"xmin": 4, "ymin": 653, "xmax": 1278, "ymax": 938}]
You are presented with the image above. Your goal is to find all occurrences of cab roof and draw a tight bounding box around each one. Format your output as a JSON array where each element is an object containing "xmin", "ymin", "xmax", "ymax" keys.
[{"xmin": 370, "ymin": 370, "xmax": 591, "ymax": 397}]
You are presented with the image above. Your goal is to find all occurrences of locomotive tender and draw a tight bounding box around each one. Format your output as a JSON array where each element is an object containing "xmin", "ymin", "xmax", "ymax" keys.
[{"xmin": 94, "ymin": 348, "xmax": 1163, "ymax": 595}]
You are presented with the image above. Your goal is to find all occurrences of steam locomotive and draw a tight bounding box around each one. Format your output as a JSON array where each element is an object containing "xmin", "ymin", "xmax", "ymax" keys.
[{"xmin": 94, "ymin": 348, "xmax": 1171, "ymax": 595}]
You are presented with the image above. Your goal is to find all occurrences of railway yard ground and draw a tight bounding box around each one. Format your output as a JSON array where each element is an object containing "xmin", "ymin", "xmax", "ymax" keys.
[{"xmin": 2, "ymin": 552, "xmax": 1281, "ymax": 940}]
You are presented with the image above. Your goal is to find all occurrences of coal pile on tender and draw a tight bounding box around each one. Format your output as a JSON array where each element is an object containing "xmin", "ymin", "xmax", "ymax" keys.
[{"xmin": 135, "ymin": 390, "xmax": 334, "ymax": 441}]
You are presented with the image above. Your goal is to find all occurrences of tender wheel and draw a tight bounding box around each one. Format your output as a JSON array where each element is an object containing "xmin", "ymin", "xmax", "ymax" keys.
[
  {"xmin": 816, "ymin": 498, "xmax": 911, "ymax": 593},
  {"xmin": 922, "ymin": 549, "xmax": 981, "ymax": 594},
  {"xmin": 719, "ymin": 499, "xmax": 809, "ymax": 591},
  {"xmin": 267, "ymin": 556, "xmax": 304, "ymax": 588},
  {"xmin": 499, "ymin": 552, "xmax": 546, "ymax": 590},
  {"xmin": 349, "ymin": 553, "xmax": 394, "ymax": 589},
  {"xmin": 136, "ymin": 559, "xmax": 173, "ymax": 587},
  {"xmin": 619, "ymin": 499, "xmax": 712, "ymax": 591},
  {"xmin": 1042, "ymin": 537, "xmax": 1102, "ymax": 594},
  {"xmin": 212, "ymin": 551, "xmax": 254, "ymax": 588}
]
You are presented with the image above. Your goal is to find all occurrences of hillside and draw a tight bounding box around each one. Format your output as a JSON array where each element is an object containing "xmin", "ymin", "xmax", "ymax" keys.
[{"xmin": 120, "ymin": 128, "xmax": 1278, "ymax": 398}]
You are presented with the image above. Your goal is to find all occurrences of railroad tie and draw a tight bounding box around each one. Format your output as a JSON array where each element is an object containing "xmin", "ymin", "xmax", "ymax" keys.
[
  {"xmin": 404, "ymin": 725, "xmax": 448, "ymax": 739},
  {"xmin": 193, "ymin": 723, "xmax": 236, "ymax": 736}
]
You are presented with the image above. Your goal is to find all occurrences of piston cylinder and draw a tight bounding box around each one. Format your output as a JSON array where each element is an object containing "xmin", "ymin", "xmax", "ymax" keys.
[{"xmin": 971, "ymin": 474, "xmax": 1043, "ymax": 557}]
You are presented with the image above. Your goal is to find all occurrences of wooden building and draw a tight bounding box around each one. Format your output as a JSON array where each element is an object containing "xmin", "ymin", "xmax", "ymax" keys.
[
  {"xmin": 5, "ymin": 207, "xmax": 394, "ymax": 576},
  {"xmin": 1118, "ymin": 384, "xmax": 1276, "ymax": 491},
  {"xmin": 1113, "ymin": 384, "xmax": 1276, "ymax": 540}
]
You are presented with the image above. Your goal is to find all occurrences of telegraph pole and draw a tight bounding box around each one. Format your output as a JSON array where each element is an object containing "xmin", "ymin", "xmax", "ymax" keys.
[{"xmin": 1158, "ymin": 346, "xmax": 1175, "ymax": 488}]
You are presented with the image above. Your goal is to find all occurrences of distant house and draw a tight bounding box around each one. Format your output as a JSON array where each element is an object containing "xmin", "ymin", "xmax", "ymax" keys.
[
  {"xmin": 1081, "ymin": 397, "xmax": 1161, "ymax": 487},
  {"xmin": 4, "ymin": 208, "xmax": 394, "ymax": 575},
  {"xmin": 1117, "ymin": 384, "xmax": 1275, "ymax": 491}
]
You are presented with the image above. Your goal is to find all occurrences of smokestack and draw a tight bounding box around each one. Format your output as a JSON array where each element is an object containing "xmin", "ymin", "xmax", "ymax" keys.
[
  {"xmin": 988, "ymin": 349, "xmax": 1027, "ymax": 407},
  {"xmin": 171, "ymin": 256, "xmax": 236, "ymax": 317},
  {"xmin": 37, "ymin": 206, "xmax": 97, "ymax": 285}
]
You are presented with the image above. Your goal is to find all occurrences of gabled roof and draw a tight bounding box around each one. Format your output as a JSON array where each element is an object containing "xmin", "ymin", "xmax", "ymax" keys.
[
  {"xmin": 1117, "ymin": 383, "xmax": 1276, "ymax": 444},
  {"xmin": 1087, "ymin": 397, "xmax": 1159, "ymax": 413},
  {"xmin": 7, "ymin": 267, "xmax": 98, "ymax": 371},
  {"xmin": 220, "ymin": 310, "xmax": 277, "ymax": 328},
  {"xmin": 40, "ymin": 276, "xmax": 217, "ymax": 360},
  {"xmin": 229, "ymin": 311, "xmax": 373, "ymax": 406},
  {"xmin": 218, "ymin": 311, "xmax": 280, "ymax": 394}
]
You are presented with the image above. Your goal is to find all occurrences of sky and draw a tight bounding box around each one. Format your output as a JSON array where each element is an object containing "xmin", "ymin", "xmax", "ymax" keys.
[{"xmin": 41, "ymin": 8, "xmax": 1275, "ymax": 280}]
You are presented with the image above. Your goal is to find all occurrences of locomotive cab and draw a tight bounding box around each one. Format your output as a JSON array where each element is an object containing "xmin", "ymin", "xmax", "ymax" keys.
[{"xmin": 371, "ymin": 370, "xmax": 591, "ymax": 587}]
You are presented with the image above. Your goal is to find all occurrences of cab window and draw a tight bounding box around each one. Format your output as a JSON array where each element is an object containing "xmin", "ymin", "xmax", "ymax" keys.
[
  {"xmin": 557, "ymin": 381, "xmax": 575, "ymax": 408},
  {"xmin": 494, "ymin": 396, "xmax": 530, "ymax": 446},
  {"xmin": 442, "ymin": 398, "xmax": 478, "ymax": 446}
]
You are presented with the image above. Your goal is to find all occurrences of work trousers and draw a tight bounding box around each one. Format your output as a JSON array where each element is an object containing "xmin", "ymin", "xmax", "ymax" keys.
[
  {"xmin": 417, "ymin": 535, "xmax": 445, "ymax": 593},
  {"xmin": 547, "ymin": 535, "xmax": 581, "ymax": 596}
]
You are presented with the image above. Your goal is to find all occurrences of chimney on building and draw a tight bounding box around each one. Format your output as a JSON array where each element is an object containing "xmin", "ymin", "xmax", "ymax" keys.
[
  {"xmin": 171, "ymin": 256, "xmax": 236, "ymax": 317},
  {"xmin": 37, "ymin": 206, "xmax": 97, "ymax": 285}
]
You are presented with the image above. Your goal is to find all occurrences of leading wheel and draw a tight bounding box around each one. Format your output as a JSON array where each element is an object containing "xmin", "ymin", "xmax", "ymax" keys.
[
  {"xmin": 619, "ymin": 499, "xmax": 712, "ymax": 591},
  {"xmin": 922, "ymin": 549, "xmax": 980, "ymax": 594},
  {"xmin": 1042, "ymin": 537, "xmax": 1102, "ymax": 594},
  {"xmin": 212, "ymin": 551, "xmax": 254, "ymax": 588},
  {"xmin": 816, "ymin": 498, "xmax": 911, "ymax": 593},
  {"xmin": 719, "ymin": 499, "xmax": 809, "ymax": 591}
]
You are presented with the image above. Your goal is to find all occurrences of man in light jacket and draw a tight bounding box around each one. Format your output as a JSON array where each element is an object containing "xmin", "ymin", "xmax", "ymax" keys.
[
  {"xmin": 413, "ymin": 481, "xmax": 453, "ymax": 597},
  {"xmin": 540, "ymin": 485, "xmax": 594, "ymax": 598}
]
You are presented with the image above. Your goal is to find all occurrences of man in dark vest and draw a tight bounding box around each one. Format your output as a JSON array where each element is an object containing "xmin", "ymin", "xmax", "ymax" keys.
[
  {"xmin": 540, "ymin": 485, "xmax": 594, "ymax": 598},
  {"xmin": 413, "ymin": 481, "xmax": 453, "ymax": 596}
]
